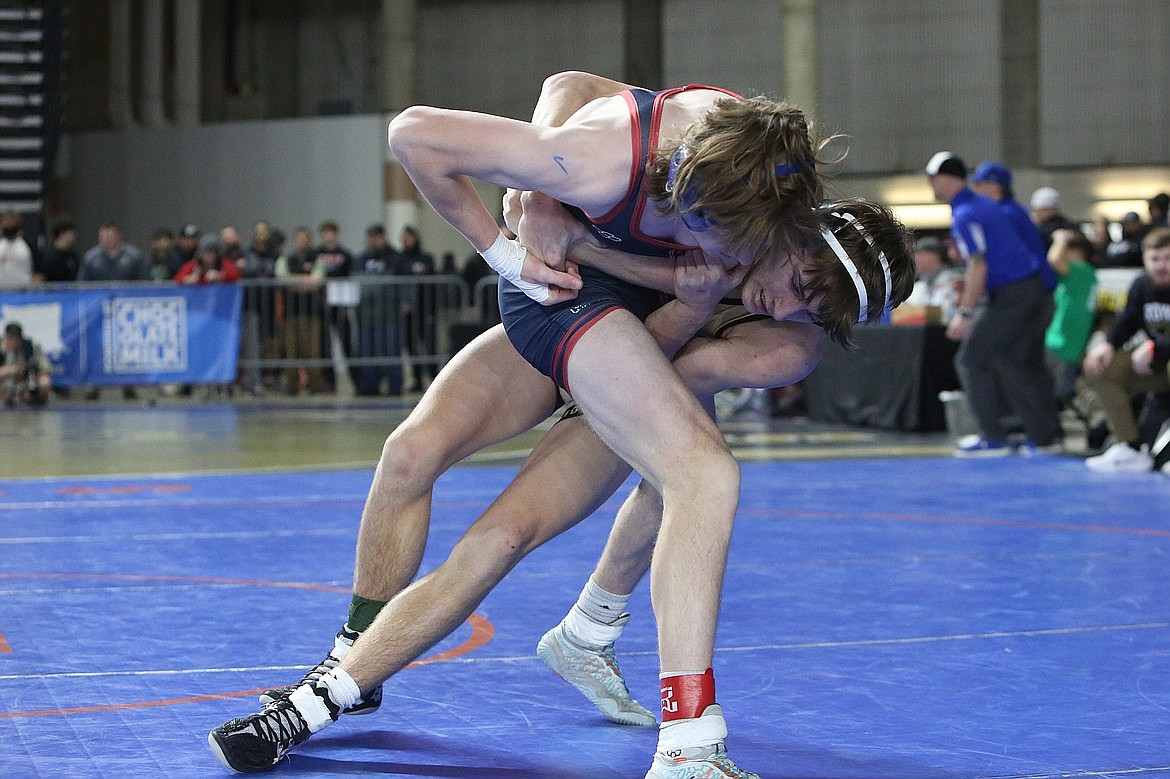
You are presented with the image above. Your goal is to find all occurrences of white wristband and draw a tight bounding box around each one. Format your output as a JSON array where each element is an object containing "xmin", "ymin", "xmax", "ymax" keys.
[{"xmin": 479, "ymin": 232, "xmax": 550, "ymax": 303}]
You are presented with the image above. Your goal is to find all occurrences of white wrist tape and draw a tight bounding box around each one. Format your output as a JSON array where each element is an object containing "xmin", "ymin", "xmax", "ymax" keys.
[{"xmin": 479, "ymin": 232, "xmax": 550, "ymax": 303}]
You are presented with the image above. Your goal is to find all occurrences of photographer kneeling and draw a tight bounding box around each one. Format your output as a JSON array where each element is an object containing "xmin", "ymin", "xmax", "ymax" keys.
[{"xmin": 1, "ymin": 322, "xmax": 51, "ymax": 407}]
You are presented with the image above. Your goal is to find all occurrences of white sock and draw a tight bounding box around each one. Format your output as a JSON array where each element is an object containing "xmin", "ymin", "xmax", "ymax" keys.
[
  {"xmin": 575, "ymin": 576, "xmax": 630, "ymax": 625},
  {"xmin": 286, "ymin": 668, "xmax": 362, "ymax": 733},
  {"xmin": 320, "ymin": 667, "xmax": 362, "ymax": 710},
  {"xmin": 563, "ymin": 606, "xmax": 628, "ymax": 649}
]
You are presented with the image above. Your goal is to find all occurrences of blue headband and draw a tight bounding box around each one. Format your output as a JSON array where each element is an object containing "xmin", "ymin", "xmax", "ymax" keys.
[
  {"xmin": 666, "ymin": 146, "xmax": 712, "ymax": 232},
  {"xmin": 666, "ymin": 146, "xmax": 810, "ymax": 233}
]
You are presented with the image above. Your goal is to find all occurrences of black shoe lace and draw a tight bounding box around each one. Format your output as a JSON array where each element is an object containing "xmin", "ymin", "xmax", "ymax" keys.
[
  {"xmin": 255, "ymin": 704, "xmax": 307, "ymax": 750},
  {"xmin": 300, "ymin": 652, "xmax": 340, "ymax": 686}
]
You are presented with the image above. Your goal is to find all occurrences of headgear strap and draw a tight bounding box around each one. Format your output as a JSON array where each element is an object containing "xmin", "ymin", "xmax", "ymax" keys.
[
  {"xmin": 832, "ymin": 211, "xmax": 893, "ymax": 314},
  {"xmin": 819, "ymin": 226, "xmax": 870, "ymax": 323}
]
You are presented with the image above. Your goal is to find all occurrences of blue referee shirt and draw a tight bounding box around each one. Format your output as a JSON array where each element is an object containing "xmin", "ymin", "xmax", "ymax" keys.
[
  {"xmin": 949, "ymin": 188, "xmax": 1042, "ymax": 291},
  {"xmin": 999, "ymin": 197, "xmax": 1058, "ymax": 291}
]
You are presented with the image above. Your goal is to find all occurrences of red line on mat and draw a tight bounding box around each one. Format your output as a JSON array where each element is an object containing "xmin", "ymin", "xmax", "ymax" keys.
[{"xmin": 0, "ymin": 573, "xmax": 495, "ymax": 718}]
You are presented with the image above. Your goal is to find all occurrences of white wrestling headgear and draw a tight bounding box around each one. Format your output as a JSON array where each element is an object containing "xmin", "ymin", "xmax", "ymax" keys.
[{"xmin": 818, "ymin": 212, "xmax": 893, "ymax": 324}]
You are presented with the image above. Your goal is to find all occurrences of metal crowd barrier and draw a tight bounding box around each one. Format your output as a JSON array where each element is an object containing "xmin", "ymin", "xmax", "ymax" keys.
[
  {"xmin": 1, "ymin": 275, "xmax": 501, "ymax": 396},
  {"xmin": 236, "ymin": 275, "xmax": 487, "ymax": 395}
]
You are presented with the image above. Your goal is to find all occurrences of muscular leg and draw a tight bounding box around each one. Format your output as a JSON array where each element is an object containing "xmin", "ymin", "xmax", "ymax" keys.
[
  {"xmin": 211, "ymin": 336, "xmax": 659, "ymax": 771},
  {"xmin": 589, "ymin": 395, "xmax": 715, "ymax": 595},
  {"xmin": 340, "ymin": 311, "xmax": 737, "ymax": 714},
  {"xmin": 564, "ymin": 312, "xmax": 740, "ymax": 676},
  {"xmin": 340, "ymin": 412, "xmax": 632, "ymax": 689},
  {"xmin": 252, "ymin": 325, "xmax": 562, "ymax": 705},
  {"xmin": 351, "ymin": 325, "xmax": 560, "ymax": 604},
  {"xmin": 590, "ymin": 480, "xmax": 661, "ymax": 594}
]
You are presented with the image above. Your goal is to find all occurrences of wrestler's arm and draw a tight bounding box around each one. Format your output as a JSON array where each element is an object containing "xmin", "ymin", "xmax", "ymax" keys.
[
  {"xmin": 502, "ymin": 70, "xmax": 650, "ymax": 274},
  {"xmin": 641, "ymin": 252, "xmax": 748, "ymax": 358},
  {"xmin": 508, "ymin": 190, "xmax": 679, "ymax": 293},
  {"xmin": 388, "ymin": 101, "xmax": 630, "ymax": 241},
  {"xmin": 672, "ymin": 320, "xmax": 826, "ymax": 396}
]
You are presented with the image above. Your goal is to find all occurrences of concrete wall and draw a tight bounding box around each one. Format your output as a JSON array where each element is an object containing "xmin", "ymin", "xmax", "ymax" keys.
[
  {"xmin": 65, "ymin": 114, "xmax": 385, "ymax": 254},
  {"xmin": 60, "ymin": 0, "xmax": 1170, "ymax": 253}
]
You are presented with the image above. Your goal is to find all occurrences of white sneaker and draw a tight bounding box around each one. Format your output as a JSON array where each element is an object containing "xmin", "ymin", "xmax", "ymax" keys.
[
  {"xmin": 1160, "ymin": 460, "xmax": 1170, "ymax": 476},
  {"xmin": 1085, "ymin": 442, "xmax": 1154, "ymax": 473},
  {"xmin": 536, "ymin": 618, "xmax": 656, "ymax": 726},
  {"xmin": 645, "ymin": 742, "xmax": 760, "ymax": 779}
]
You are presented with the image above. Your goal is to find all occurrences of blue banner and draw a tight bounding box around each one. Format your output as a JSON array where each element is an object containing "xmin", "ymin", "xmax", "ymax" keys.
[{"xmin": 0, "ymin": 285, "xmax": 242, "ymax": 386}]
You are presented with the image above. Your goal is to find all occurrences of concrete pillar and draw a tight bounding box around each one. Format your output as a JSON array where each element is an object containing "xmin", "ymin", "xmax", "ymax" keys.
[
  {"xmin": 174, "ymin": 0, "xmax": 201, "ymax": 126},
  {"xmin": 381, "ymin": 0, "xmax": 418, "ymax": 243},
  {"xmin": 108, "ymin": 0, "xmax": 136, "ymax": 128},
  {"xmin": 781, "ymin": 0, "xmax": 818, "ymax": 115},
  {"xmin": 624, "ymin": 0, "xmax": 662, "ymax": 89},
  {"xmin": 140, "ymin": 0, "xmax": 167, "ymax": 126},
  {"xmin": 381, "ymin": 0, "xmax": 416, "ymax": 112},
  {"xmin": 1000, "ymin": 0, "xmax": 1039, "ymax": 166}
]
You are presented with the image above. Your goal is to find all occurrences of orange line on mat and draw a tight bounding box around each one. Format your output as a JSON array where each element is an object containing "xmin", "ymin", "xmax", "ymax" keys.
[
  {"xmin": 0, "ymin": 617, "xmax": 494, "ymax": 719},
  {"xmin": 405, "ymin": 612, "xmax": 494, "ymax": 668},
  {"xmin": 0, "ymin": 573, "xmax": 495, "ymax": 718},
  {"xmin": 0, "ymin": 630, "xmax": 10, "ymax": 653}
]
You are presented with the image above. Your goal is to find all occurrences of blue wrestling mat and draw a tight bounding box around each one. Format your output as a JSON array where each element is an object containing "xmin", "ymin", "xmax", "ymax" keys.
[{"xmin": 2, "ymin": 458, "xmax": 1169, "ymax": 778}]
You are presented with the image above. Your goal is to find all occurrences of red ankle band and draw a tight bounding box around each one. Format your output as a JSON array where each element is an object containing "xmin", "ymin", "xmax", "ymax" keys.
[{"xmin": 660, "ymin": 668, "xmax": 716, "ymax": 721}]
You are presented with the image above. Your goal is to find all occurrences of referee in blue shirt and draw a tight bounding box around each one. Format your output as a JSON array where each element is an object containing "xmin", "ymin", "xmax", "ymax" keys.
[{"xmin": 926, "ymin": 152, "xmax": 1061, "ymax": 456}]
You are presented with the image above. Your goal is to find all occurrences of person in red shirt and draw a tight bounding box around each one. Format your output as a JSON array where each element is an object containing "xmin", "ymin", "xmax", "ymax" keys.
[{"xmin": 173, "ymin": 237, "xmax": 242, "ymax": 284}]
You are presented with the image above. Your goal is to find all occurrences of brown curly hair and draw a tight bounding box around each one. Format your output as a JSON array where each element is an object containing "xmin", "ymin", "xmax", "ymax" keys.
[
  {"xmin": 800, "ymin": 199, "xmax": 916, "ymax": 347},
  {"xmin": 644, "ymin": 96, "xmax": 830, "ymax": 264}
]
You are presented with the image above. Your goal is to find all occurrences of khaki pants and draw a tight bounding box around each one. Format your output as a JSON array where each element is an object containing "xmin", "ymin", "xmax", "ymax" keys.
[
  {"xmin": 1085, "ymin": 347, "xmax": 1170, "ymax": 444},
  {"xmin": 283, "ymin": 314, "xmax": 323, "ymax": 393}
]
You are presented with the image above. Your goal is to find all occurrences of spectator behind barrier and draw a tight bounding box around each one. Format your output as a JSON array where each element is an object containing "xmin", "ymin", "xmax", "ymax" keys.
[
  {"xmin": 354, "ymin": 223, "xmax": 403, "ymax": 396},
  {"xmin": 36, "ymin": 218, "xmax": 80, "ymax": 283},
  {"xmin": 175, "ymin": 236, "xmax": 243, "ymax": 284},
  {"xmin": 903, "ymin": 234, "xmax": 961, "ymax": 321},
  {"xmin": 0, "ymin": 209, "xmax": 33, "ymax": 289},
  {"xmin": 276, "ymin": 227, "xmax": 326, "ymax": 395},
  {"xmin": 77, "ymin": 222, "xmax": 147, "ymax": 401},
  {"xmin": 1148, "ymin": 192, "xmax": 1169, "ymax": 230},
  {"xmin": 1028, "ymin": 186, "xmax": 1078, "ymax": 250},
  {"xmin": 395, "ymin": 225, "xmax": 436, "ymax": 391},
  {"xmin": 148, "ymin": 227, "xmax": 175, "ymax": 281},
  {"xmin": 1102, "ymin": 212, "xmax": 1146, "ymax": 268}
]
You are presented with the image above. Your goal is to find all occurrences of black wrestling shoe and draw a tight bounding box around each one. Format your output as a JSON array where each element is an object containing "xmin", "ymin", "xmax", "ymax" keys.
[{"xmin": 208, "ymin": 698, "xmax": 311, "ymax": 773}]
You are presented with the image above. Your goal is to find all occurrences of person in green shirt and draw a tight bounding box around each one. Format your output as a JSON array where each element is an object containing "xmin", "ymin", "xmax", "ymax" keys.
[{"xmin": 1045, "ymin": 227, "xmax": 1098, "ymax": 405}]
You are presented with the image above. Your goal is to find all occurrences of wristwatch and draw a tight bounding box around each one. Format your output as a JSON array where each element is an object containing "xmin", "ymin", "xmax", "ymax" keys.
[{"xmin": 956, "ymin": 306, "xmax": 975, "ymax": 318}]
